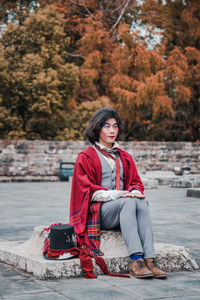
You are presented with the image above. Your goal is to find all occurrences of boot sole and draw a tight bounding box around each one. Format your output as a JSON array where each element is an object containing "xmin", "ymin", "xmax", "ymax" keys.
[
  {"xmin": 130, "ymin": 270, "xmax": 154, "ymax": 278},
  {"xmin": 154, "ymin": 274, "xmax": 167, "ymax": 278}
]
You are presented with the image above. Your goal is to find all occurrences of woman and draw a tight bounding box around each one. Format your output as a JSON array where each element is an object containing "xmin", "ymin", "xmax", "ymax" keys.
[{"xmin": 70, "ymin": 108, "xmax": 167, "ymax": 279}]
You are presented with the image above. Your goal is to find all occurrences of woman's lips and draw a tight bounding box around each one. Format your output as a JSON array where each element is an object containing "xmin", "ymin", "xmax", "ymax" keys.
[{"xmin": 108, "ymin": 136, "xmax": 115, "ymax": 139}]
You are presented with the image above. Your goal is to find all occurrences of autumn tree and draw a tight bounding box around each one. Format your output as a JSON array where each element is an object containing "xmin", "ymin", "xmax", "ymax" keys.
[
  {"xmin": 52, "ymin": 0, "xmax": 136, "ymax": 39},
  {"xmin": 57, "ymin": 2, "xmax": 179, "ymax": 140},
  {"xmin": 137, "ymin": 0, "xmax": 200, "ymax": 140},
  {"xmin": 107, "ymin": 24, "xmax": 176, "ymax": 140},
  {"xmin": 51, "ymin": 0, "xmax": 138, "ymax": 102},
  {"xmin": 51, "ymin": 0, "xmax": 194, "ymax": 141},
  {"xmin": 0, "ymin": 5, "xmax": 79, "ymax": 139}
]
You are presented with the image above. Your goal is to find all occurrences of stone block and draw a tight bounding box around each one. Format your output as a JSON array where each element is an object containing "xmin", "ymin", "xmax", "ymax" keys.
[
  {"xmin": 142, "ymin": 179, "xmax": 159, "ymax": 189},
  {"xmin": 0, "ymin": 226, "xmax": 198, "ymax": 279},
  {"xmin": 142, "ymin": 171, "xmax": 179, "ymax": 185},
  {"xmin": 187, "ymin": 188, "xmax": 200, "ymax": 198},
  {"xmin": 171, "ymin": 180, "xmax": 192, "ymax": 188},
  {"xmin": 171, "ymin": 175, "xmax": 200, "ymax": 188}
]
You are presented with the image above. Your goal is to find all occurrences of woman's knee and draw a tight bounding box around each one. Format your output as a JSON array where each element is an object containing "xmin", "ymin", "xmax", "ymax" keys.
[
  {"xmin": 136, "ymin": 198, "xmax": 150, "ymax": 213},
  {"xmin": 119, "ymin": 197, "xmax": 136, "ymax": 211}
]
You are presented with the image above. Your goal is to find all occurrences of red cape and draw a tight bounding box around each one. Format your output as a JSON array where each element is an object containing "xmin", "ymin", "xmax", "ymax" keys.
[{"xmin": 70, "ymin": 146, "xmax": 144, "ymax": 250}]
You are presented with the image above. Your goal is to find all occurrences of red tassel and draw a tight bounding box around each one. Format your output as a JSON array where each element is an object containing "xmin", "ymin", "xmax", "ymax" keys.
[
  {"xmin": 95, "ymin": 256, "xmax": 130, "ymax": 278},
  {"xmin": 79, "ymin": 248, "xmax": 97, "ymax": 279}
]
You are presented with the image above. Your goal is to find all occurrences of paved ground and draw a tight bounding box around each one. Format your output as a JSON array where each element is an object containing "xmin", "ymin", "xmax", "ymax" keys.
[{"xmin": 0, "ymin": 181, "xmax": 200, "ymax": 300}]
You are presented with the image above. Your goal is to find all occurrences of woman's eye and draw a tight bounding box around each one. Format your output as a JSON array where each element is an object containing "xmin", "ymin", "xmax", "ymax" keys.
[
  {"xmin": 113, "ymin": 124, "xmax": 118, "ymax": 128},
  {"xmin": 104, "ymin": 124, "xmax": 109, "ymax": 128}
]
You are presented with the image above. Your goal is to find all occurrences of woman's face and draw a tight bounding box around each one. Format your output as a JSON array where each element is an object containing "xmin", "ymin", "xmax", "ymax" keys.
[{"xmin": 99, "ymin": 118, "xmax": 119, "ymax": 149}]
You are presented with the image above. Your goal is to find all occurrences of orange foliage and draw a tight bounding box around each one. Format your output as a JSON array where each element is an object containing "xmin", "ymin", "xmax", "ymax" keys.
[
  {"xmin": 167, "ymin": 48, "xmax": 189, "ymax": 73},
  {"xmin": 185, "ymin": 47, "xmax": 200, "ymax": 65},
  {"xmin": 174, "ymin": 85, "xmax": 191, "ymax": 105},
  {"xmin": 152, "ymin": 95, "xmax": 174, "ymax": 121}
]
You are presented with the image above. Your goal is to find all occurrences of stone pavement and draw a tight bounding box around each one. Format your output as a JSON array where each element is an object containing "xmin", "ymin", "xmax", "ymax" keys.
[{"xmin": 0, "ymin": 181, "xmax": 200, "ymax": 300}]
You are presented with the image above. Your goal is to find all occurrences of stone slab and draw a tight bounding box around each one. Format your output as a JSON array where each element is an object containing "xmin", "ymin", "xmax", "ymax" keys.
[
  {"xmin": 142, "ymin": 171, "xmax": 179, "ymax": 185},
  {"xmin": 187, "ymin": 188, "xmax": 200, "ymax": 198},
  {"xmin": 0, "ymin": 226, "xmax": 198, "ymax": 279},
  {"xmin": 142, "ymin": 179, "xmax": 159, "ymax": 189},
  {"xmin": 143, "ymin": 172, "xmax": 200, "ymax": 188},
  {"xmin": 171, "ymin": 175, "xmax": 200, "ymax": 188}
]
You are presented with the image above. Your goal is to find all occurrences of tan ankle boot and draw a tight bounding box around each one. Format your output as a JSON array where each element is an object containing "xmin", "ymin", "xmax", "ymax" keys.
[
  {"xmin": 144, "ymin": 258, "xmax": 167, "ymax": 278},
  {"xmin": 130, "ymin": 259, "xmax": 154, "ymax": 278}
]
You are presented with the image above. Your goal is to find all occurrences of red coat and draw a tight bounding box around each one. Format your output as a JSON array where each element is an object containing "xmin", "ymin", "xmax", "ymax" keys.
[{"xmin": 70, "ymin": 146, "xmax": 144, "ymax": 251}]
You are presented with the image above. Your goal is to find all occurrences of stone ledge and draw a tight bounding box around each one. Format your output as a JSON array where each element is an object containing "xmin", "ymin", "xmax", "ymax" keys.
[
  {"xmin": 187, "ymin": 188, "xmax": 200, "ymax": 198},
  {"xmin": 0, "ymin": 176, "xmax": 60, "ymax": 182},
  {"xmin": 0, "ymin": 226, "xmax": 198, "ymax": 279}
]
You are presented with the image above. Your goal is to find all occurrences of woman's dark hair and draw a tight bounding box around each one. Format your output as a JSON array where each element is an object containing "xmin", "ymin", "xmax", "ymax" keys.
[{"xmin": 85, "ymin": 108, "xmax": 123, "ymax": 144}]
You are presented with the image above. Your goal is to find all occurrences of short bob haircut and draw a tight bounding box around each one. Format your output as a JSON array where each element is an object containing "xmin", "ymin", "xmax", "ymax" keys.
[{"xmin": 85, "ymin": 108, "xmax": 123, "ymax": 144}]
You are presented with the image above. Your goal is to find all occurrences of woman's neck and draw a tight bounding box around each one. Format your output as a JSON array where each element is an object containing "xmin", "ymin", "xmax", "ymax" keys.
[{"xmin": 96, "ymin": 141, "xmax": 115, "ymax": 150}]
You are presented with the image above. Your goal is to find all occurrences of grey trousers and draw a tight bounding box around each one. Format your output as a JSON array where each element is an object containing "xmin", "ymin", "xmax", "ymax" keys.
[{"xmin": 100, "ymin": 197, "xmax": 156, "ymax": 258}]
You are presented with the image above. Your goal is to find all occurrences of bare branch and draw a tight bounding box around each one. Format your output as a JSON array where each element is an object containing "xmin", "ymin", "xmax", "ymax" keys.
[
  {"xmin": 70, "ymin": 0, "xmax": 93, "ymax": 17},
  {"xmin": 66, "ymin": 52, "xmax": 85, "ymax": 60},
  {"xmin": 69, "ymin": 7, "xmax": 88, "ymax": 17},
  {"xmin": 111, "ymin": 0, "xmax": 132, "ymax": 33}
]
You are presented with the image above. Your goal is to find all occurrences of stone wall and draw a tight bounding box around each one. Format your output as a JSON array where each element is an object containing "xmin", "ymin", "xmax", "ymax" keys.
[{"xmin": 0, "ymin": 140, "xmax": 199, "ymax": 181}]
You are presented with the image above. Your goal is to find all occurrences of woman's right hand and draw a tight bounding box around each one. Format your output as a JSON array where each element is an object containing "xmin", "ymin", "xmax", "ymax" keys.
[{"xmin": 122, "ymin": 191, "xmax": 145, "ymax": 199}]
